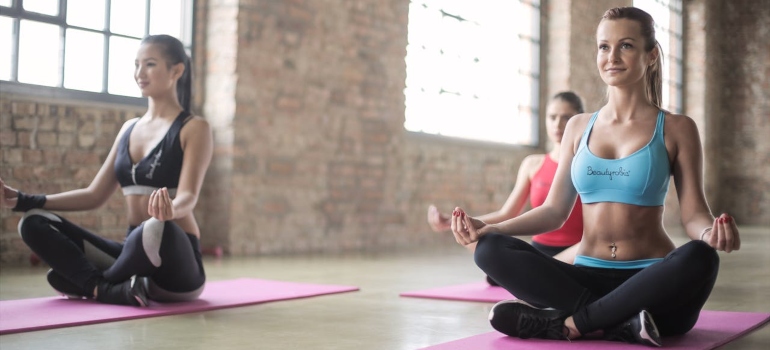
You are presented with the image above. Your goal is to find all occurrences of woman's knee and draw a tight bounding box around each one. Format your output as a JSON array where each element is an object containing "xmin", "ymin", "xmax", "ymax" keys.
[
  {"xmin": 474, "ymin": 233, "xmax": 526, "ymax": 270},
  {"xmin": 17, "ymin": 209, "xmax": 61, "ymax": 242},
  {"xmin": 670, "ymin": 240, "xmax": 720, "ymax": 279}
]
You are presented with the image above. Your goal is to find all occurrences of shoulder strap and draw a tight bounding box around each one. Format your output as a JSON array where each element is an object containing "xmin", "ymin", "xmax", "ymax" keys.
[
  {"xmin": 654, "ymin": 110, "xmax": 665, "ymax": 140},
  {"xmin": 579, "ymin": 111, "xmax": 600, "ymax": 148}
]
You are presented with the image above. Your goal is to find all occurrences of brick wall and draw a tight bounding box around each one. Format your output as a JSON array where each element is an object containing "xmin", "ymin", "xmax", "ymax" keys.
[
  {"xmin": 696, "ymin": 0, "xmax": 770, "ymax": 224},
  {"xmin": 2, "ymin": 0, "xmax": 768, "ymax": 265},
  {"xmin": 207, "ymin": 0, "xmax": 538, "ymax": 255},
  {"xmin": 0, "ymin": 97, "xmax": 145, "ymax": 264}
]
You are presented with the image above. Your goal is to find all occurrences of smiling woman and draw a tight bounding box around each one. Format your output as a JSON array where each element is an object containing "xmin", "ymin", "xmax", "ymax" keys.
[
  {"xmin": 1, "ymin": 34, "xmax": 213, "ymax": 307},
  {"xmin": 449, "ymin": 6, "xmax": 741, "ymax": 347}
]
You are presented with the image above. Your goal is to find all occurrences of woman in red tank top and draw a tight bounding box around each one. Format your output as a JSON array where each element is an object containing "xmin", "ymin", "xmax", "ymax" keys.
[{"xmin": 428, "ymin": 92, "xmax": 585, "ymax": 280}]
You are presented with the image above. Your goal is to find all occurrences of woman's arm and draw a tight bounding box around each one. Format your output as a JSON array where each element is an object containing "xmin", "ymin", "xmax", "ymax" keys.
[
  {"xmin": 427, "ymin": 155, "xmax": 539, "ymax": 232},
  {"xmin": 482, "ymin": 116, "xmax": 584, "ymax": 236},
  {"xmin": 18, "ymin": 119, "xmax": 136, "ymax": 211},
  {"xmin": 149, "ymin": 116, "xmax": 212, "ymax": 220},
  {"xmin": 452, "ymin": 115, "xmax": 588, "ymax": 245},
  {"xmin": 669, "ymin": 114, "xmax": 740, "ymax": 252},
  {"xmin": 474, "ymin": 154, "xmax": 539, "ymax": 224}
]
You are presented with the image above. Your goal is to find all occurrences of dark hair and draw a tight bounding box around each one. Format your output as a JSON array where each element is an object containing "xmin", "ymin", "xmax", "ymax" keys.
[
  {"xmin": 551, "ymin": 91, "xmax": 584, "ymax": 114},
  {"xmin": 141, "ymin": 34, "xmax": 192, "ymax": 112},
  {"xmin": 601, "ymin": 7, "xmax": 663, "ymax": 108}
]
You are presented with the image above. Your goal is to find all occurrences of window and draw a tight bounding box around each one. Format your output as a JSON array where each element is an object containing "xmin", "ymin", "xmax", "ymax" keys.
[
  {"xmin": 634, "ymin": 0, "xmax": 683, "ymax": 114},
  {"xmin": 404, "ymin": 0, "xmax": 541, "ymax": 145},
  {"xmin": 0, "ymin": 0, "xmax": 193, "ymax": 101}
]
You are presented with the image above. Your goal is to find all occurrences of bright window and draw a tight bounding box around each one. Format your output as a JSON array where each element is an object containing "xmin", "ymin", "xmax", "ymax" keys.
[
  {"xmin": 404, "ymin": 0, "xmax": 541, "ymax": 145},
  {"xmin": 0, "ymin": 0, "xmax": 193, "ymax": 98},
  {"xmin": 634, "ymin": 0, "xmax": 683, "ymax": 114}
]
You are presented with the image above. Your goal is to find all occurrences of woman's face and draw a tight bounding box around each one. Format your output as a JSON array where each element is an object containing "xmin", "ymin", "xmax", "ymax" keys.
[
  {"xmin": 596, "ymin": 19, "xmax": 656, "ymax": 88},
  {"xmin": 545, "ymin": 99, "xmax": 578, "ymax": 144},
  {"xmin": 134, "ymin": 43, "xmax": 182, "ymax": 98}
]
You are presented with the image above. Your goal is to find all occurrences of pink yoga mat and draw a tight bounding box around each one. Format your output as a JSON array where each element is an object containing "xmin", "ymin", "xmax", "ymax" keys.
[
  {"xmin": 420, "ymin": 310, "xmax": 770, "ymax": 349},
  {"xmin": 0, "ymin": 278, "xmax": 358, "ymax": 335},
  {"xmin": 400, "ymin": 281, "xmax": 512, "ymax": 302}
]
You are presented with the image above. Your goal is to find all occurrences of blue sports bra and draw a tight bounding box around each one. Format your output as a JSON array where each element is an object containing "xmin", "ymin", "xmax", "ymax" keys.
[
  {"xmin": 114, "ymin": 111, "xmax": 190, "ymax": 196},
  {"xmin": 571, "ymin": 110, "xmax": 670, "ymax": 206}
]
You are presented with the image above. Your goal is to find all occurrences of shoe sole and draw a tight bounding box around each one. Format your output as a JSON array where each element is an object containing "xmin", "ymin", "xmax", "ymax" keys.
[
  {"xmin": 129, "ymin": 276, "xmax": 150, "ymax": 307},
  {"xmin": 638, "ymin": 310, "xmax": 662, "ymax": 347}
]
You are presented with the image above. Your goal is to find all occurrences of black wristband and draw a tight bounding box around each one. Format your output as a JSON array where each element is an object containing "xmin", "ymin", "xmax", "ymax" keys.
[{"xmin": 12, "ymin": 191, "xmax": 47, "ymax": 212}]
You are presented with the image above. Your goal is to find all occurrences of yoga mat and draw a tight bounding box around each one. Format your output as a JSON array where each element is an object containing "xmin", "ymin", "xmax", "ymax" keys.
[
  {"xmin": 400, "ymin": 281, "xmax": 512, "ymax": 303},
  {"xmin": 0, "ymin": 278, "xmax": 358, "ymax": 335},
  {"xmin": 421, "ymin": 310, "xmax": 770, "ymax": 350}
]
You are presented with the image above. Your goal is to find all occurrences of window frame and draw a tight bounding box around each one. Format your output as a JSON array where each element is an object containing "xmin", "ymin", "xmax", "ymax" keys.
[
  {"xmin": 0, "ymin": 0, "xmax": 195, "ymax": 107},
  {"xmin": 403, "ymin": 0, "xmax": 542, "ymax": 147},
  {"xmin": 633, "ymin": 0, "xmax": 684, "ymax": 114}
]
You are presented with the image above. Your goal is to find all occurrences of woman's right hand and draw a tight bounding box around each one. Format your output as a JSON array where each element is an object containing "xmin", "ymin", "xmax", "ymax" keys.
[
  {"xmin": 427, "ymin": 205, "xmax": 451, "ymax": 232},
  {"xmin": 450, "ymin": 207, "xmax": 488, "ymax": 246},
  {"xmin": 0, "ymin": 177, "xmax": 19, "ymax": 209}
]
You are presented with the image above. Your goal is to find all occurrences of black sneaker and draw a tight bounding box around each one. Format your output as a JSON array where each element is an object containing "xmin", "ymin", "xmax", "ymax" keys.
[
  {"xmin": 46, "ymin": 269, "xmax": 87, "ymax": 299},
  {"xmin": 96, "ymin": 276, "xmax": 149, "ymax": 307},
  {"xmin": 488, "ymin": 299, "xmax": 568, "ymax": 340},
  {"xmin": 604, "ymin": 310, "xmax": 662, "ymax": 347}
]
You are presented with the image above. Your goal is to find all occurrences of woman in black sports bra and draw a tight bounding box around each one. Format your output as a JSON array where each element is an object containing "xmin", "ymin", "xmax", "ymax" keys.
[{"xmin": 1, "ymin": 35, "xmax": 212, "ymax": 307}]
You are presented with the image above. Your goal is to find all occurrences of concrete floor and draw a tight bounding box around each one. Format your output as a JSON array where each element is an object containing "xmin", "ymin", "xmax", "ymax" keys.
[{"xmin": 1, "ymin": 226, "xmax": 768, "ymax": 350}]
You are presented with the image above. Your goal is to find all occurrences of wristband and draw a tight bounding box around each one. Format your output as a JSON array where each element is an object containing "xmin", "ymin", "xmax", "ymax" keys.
[
  {"xmin": 699, "ymin": 227, "xmax": 713, "ymax": 241},
  {"xmin": 12, "ymin": 191, "xmax": 47, "ymax": 212}
]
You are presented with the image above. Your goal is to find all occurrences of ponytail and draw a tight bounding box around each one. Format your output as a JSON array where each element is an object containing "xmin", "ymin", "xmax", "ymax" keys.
[
  {"xmin": 645, "ymin": 42, "xmax": 663, "ymax": 109},
  {"xmin": 177, "ymin": 56, "xmax": 192, "ymax": 112}
]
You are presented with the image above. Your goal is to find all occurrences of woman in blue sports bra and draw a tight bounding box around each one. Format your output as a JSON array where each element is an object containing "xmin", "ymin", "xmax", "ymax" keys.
[
  {"xmin": 1, "ymin": 35, "xmax": 212, "ymax": 307},
  {"xmin": 449, "ymin": 7, "xmax": 741, "ymax": 347}
]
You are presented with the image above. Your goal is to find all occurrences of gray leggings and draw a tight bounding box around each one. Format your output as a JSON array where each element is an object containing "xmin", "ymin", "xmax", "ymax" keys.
[{"xmin": 18, "ymin": 209, "xmax": 205, "ymax": 302}]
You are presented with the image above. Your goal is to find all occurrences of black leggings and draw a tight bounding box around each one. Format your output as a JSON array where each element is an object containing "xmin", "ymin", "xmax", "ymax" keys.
[
  {"xmin": 475, "ymin": 233, "xmax": 719, "ymax": 336},
  {"xmin": 530, "ymin": 241, "xmax": 571, "ymax": 257},
  {"xmin": 18, "ymin": 209, "xmax": 205, "ymax": 300}
]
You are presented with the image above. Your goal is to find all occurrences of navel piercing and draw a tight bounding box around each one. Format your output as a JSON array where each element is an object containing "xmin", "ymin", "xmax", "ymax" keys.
[{"xmin": 610, "ymin": 242, "xmax": 617, "ymax": 259}]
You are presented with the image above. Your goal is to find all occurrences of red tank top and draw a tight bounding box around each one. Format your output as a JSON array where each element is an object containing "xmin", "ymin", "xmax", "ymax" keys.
[{"xmin": 530, "ymin": 155, "xmax": 583, "ymax": 247}]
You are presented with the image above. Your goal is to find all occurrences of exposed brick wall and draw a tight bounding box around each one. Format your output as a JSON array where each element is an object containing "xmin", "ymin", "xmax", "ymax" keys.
[
  {"xmin": 2, "ymin": 0, "xmax": 767, "ymax": 265},
  {"xmin": 0, "ymin": 96, "xmax": 145, "ymax": 264},
  {"xmin": 700, "ymin": 0, "xmax": 770, "ymax": 224},
  {"xmin": 194, "ymin": 0, "xmax": 540, "ymax": 255}
]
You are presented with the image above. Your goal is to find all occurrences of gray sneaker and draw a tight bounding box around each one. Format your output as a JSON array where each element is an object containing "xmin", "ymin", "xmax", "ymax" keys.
[
  {"xmin": 604, "ymin": 310, "xmax": 662, "ymax": 347},
  {"xmin": 96, "ymin": 276, "xmax": 149, "ymax": 307}
]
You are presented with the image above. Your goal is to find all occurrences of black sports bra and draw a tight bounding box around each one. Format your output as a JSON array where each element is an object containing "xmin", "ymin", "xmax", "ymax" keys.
[{"xmin": 114, "ymin": 111, "xmax": 189, "ymax": 196}]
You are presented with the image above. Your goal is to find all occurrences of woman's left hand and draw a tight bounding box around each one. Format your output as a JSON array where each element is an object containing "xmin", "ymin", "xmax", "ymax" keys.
[
  {"xmin": 148, "ymin": 187, "xmax": 175, "ymax": 221},
  {"xmin": 703, "ymin": 213, "xmax": 741, "ymax": 253}
]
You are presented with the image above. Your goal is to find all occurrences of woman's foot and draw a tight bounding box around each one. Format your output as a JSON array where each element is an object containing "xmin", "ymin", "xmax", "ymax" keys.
[
  {"xmin": 46, "ymin": 269, "xmax": 88, "ymax": 299},
  {"xmin": 488, "ymin": 299, "xmax": 570, "ymax": 340},
  {"xmin": 95, "ymin": 276, "xmax": 149, "ymax": 307},
  {"xmin": 603, "ymin": 310, "xmax": 662, "ymax": 347}
]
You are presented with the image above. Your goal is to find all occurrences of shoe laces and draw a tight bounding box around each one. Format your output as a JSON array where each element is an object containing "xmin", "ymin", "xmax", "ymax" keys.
[
  {"xmin": 605, "ymin": 320, "xmax": 635, "ymax": 343},
  {"xmin": 518, "ymin": 314, "xmax": 566, "ymax": 340}
]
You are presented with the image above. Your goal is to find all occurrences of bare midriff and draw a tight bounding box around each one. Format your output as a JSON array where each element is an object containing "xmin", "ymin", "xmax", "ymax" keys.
[
  {"xmin": 576, "ymin": 202, "xmax": 675, "ymax": 261},
  {"xmin": 124, "ymin": 195, "xmax": 201, "ymax": 238}
]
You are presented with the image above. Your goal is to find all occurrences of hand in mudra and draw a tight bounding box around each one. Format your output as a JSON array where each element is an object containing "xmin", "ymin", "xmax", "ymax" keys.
[
  {"xmin": 148, "ymin": 187, "xmax": 175, "ymax": 221},
  {"xmin": 450, "ymin": 207, "xmax": 487, "ymax": 246}
]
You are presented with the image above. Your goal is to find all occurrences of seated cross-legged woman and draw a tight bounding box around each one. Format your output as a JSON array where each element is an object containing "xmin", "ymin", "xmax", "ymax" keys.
[
  {"xmin": 1, "ymin": 34, "xmax": 213, "ymax": 306},
  {"xmin": 428, "ymin": 92, "xmax": 587, "ymax": 285},
  {"xmin": 449, "ymin": 7, "xmax": 739, "ymax": 347}
]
